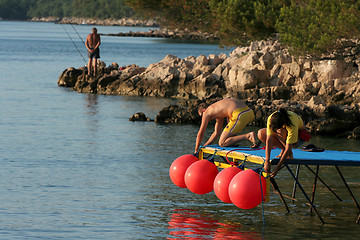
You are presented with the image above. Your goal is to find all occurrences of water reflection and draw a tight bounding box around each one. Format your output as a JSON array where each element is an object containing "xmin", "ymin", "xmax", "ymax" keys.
[
  {"xmin": 120, "ymin": 95, "xmax": 178, "ymax": 119},
  {"xmin": 168, "ymin": 209, "xmax": 262, "ymax": 239},
  {"xmin": 85, "ymin": 93, "xmax": 99, "ymax": 117},
  {"xmin": 84, "ymin": 94, "xmax": 99, "ymax": 148}
]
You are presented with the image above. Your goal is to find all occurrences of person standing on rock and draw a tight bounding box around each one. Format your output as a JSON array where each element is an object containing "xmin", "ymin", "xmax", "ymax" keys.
[
  {"xmin": 85, "ymin": 27, "xmax": 101, "ymax": 76},
  {"xmin": 194, "ymin": 98, "xmax": 256, "ymax": 153},
  {"xmin": 257, "ymin": 108, "xmax": 311, "ymax": 177}
]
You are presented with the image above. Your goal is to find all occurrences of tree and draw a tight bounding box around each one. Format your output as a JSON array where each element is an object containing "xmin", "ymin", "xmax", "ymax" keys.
[
  {"xmin": 126, "ymin": 0, "xmax": 360, "ymax": 57},
  {"xmin": 1, "ymin": 0, "xmax": 134, "ymax": 20},
  {"xmin": 209, "ymin": 0, "xmax": 286, "ymax": 45},
  {"xmin": 126, "ymin": 0, "xmax": 287, "ymax": 45},
  {"xmin": 276, "ymin": 0, "xmax": 360, "ymax": 57},
  {"xmin": 0, "ymin": 0, "xmax": 36, "ymax": 20}
]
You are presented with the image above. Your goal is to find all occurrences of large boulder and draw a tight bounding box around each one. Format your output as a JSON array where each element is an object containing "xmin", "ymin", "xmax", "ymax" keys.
[
  {"xmin": 74, "ymin": 75, "xmax": 98, "ymax": 93},
  {"xmin": 226, "ymin": 66, "xmax": 270, "ymax": 92},
  {"xmin": 57, "ymin": 67, "xmax": 84, "ymax": 87},
  {"xmin": 129, "ymin": 112, "xmax": 153, "ymax": 122},
  {"xmin": 312, "ymin": 59, "xmax": 353, "ymax": 83},
  {"xmin": 308, "ymin": 118, "xmax": 354, "ymax": 136},
  {"xmin": 155, "ymin": 105, "xmax": 194, "ymax": 124}
]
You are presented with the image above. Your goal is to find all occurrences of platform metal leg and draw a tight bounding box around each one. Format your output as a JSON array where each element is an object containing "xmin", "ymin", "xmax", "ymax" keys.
[
  {"xmin": 335, "ymin": 166, "xmax": 360, "ymax": 223},
  {"xmin": 304, "ymin": 165, "xmax": 342, "ymax": 201},
  {"xmin": 335, "ymin": 166, "xmax": 360, "ymax": 210},
  {"xmin": 309, "ymin": 165, "xmax": 319, "ymax": 215},
  {"xmin": 270, "ymin": 177, "xmax": 290, "ymax": 213},
  {"xmin": 285, "ymin": 165, "xmax": 325, "ymax": 224},
  {"xmin": 292, "ymin": 165, "xmax": 300, "ymax": 204}
]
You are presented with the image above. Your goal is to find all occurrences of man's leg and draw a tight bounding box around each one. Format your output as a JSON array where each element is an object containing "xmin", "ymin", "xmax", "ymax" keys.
[
  {"xmin": 218, "ymin": 131, "xmax": 255, "ymax": 147},
  {"xmin": 93, "ymin": 58, "xmax": 97, "ymax": 76},
  {"xmin": 274, "ymin": 128, "xmax": 293, "ymax": 158},
  {"xmin": 219, "ymin": 108, "xmax": 255, "ymax": 147},
  {"xmin": 258, "ymin": 128, "xmax": 292, "ymax": 158},
  {"xmin": 258, "ymin": 128, "xmax": 284, "ymax": 149},
  {"xmin": 88, "ymin": 58, "xmax": 93, "ymax": 76}
]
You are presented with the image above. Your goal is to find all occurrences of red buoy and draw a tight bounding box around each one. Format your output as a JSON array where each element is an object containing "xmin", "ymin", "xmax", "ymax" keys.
[
  {"xmin": 213, "ymin": 167, "xmax": 242, "ymax": 203},
  {"xmin": 228, "ymin": 169, "xmax": 267, "ymax": 209},
  {"xmin": 169, "ymin": 154, "xmax": 199, "ymax": 188},
  {"xmin": 184, "ymin": 159, "xmax": 219, "ymax": 194}
]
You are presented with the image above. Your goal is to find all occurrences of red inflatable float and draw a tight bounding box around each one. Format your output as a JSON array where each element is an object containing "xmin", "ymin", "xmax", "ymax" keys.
[
  {"xmin": 213, "ymin": 167, "xmax": 242, "ymax": 203},
  {"xmin": 185, "ymin": 159, "xmax": 219, "ymax": 194},
  {"xmin": 228, "ymin": 169, "xmax": 267, "ymax": 209},
  {"xmin": 169, "ymin": 154, "xmax": 199, "ymax": 188}
]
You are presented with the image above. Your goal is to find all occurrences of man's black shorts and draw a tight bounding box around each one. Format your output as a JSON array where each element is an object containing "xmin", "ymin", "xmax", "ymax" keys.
[{"xmin": 88, "ymin": 48, "xmax": 100, "ymax": 59}]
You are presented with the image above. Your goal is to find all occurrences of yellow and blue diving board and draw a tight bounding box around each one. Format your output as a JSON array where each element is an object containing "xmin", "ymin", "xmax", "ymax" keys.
[{"xmin": 202, "ymin": 145, "xmax": 360, "ymax": 166}]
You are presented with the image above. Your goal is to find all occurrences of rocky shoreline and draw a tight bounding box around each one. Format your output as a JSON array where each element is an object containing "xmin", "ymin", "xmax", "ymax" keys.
[
  {"xmin": 57, "ymin": 40, "xmax": 360, "ymax": 139},
  {"xmin": 105, "ymin": 29, "xmax": 219, "ymax": 42}
]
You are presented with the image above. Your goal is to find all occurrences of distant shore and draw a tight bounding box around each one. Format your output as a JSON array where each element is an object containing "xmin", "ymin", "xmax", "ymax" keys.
[
  {"xmin": 105, "ymin": 29, "xmax": 219, "ymax": 42},
  {"xmin": 30, "ymin": 16, "xmax": 159, "ymax": 27},
  {"xmin": 29, "ymin": 17, "xmax": 219, "ymax": 41}
]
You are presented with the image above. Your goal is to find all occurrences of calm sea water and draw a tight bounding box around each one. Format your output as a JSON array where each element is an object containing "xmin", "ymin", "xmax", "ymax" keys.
[{"xmin": 0, "ymin": 21, "xmax": 359, "ymax": 239}]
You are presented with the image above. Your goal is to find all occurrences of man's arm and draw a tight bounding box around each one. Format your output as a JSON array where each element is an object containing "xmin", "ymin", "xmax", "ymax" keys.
[
  {"xmin": 203, "ymin": 118, "xmax": 224, "ymax": 146},
  {"xmin": 264, "ymin": 134, "xmax": 272, "ymax": 173},
  {"xmin": 85, "ymin": 35, "xmax": 92, "ymax": 51},
  {"xmin": 271, "ymin": 143, "xmax": 292, "ymax": 177},
  {"xmin": 194, "ymin": 115, "xmax": 210, "ymax": 153},
  {"xmin": 93, "ymin": 35, "xmax": 101, "ymax": 50}
]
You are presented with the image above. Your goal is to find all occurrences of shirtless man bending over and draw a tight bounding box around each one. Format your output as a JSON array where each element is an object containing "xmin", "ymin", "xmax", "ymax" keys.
[
  {"xmin": 85, "ymin": 27, "xmax": 101, "ymax": 76},
  {"xmin": 194, "ymin": 98, "xmax": 256, "ymax": 153}
]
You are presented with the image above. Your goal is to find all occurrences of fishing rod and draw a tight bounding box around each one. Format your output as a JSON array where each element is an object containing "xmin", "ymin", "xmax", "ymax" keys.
[
  {"xmin": 71, "ymin": 24, "xmax": 86, "ymax": 46},
  {"xmin": 62, "ymin": 25, "xmax": 87, "ymax": 64}
]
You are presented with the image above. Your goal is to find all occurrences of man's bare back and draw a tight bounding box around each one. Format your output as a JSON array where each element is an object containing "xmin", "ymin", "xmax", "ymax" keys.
[
  {"xmin": 86, "ymin": 33, "xmax": 100, "ymax": 49},
  {"xmin": 205, "ymin": 98, "xmax": 247, "ymax": 120}
]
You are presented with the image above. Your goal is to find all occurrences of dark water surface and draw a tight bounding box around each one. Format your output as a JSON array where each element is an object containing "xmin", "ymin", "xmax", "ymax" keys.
[{"xmin": 0, "ymin": 21, "xmax": 359, "ymax": 239}]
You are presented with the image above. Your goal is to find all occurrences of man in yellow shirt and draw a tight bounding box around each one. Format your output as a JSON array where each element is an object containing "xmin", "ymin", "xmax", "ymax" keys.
[{"xmin": 257, "ymin": 109, "xmax": 308, "ymax": 177}]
